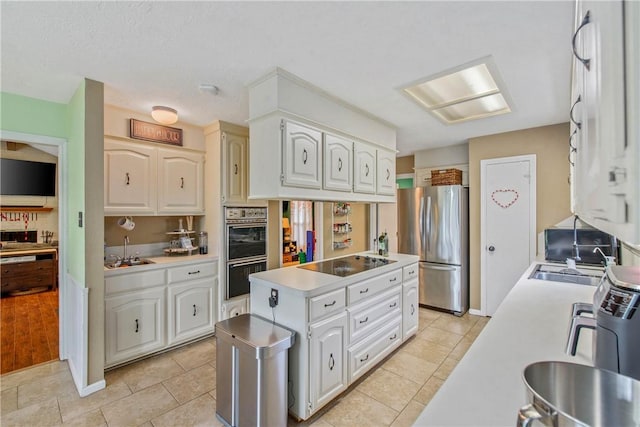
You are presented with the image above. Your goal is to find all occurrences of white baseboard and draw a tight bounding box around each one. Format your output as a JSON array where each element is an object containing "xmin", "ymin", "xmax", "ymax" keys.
[
  {"xmin": 469, "ymin": 308, "xmax": 485, "ymax": 317},
  {"xmin": 79, "ymin": 380, "xmax": 106, "ymax": 397}
]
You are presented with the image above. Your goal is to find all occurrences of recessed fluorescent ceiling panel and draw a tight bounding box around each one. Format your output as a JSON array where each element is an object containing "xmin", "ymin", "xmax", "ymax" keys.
[{"xmin": 401, "ymin": 59, "xmax": 512, "ymax": 124}]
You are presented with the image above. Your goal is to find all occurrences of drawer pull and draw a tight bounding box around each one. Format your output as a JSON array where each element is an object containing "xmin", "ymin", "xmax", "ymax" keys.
[
  {"xmin": 329, "ymin": 353, "xmax": 335, "ymax": 371},
  {"xmin": 324, "ymin": 300, "xmax": 337, "ymax": 308},
  {"xmin": 360, "ymin": 354, "xmax": 369, "ymax": 363},
  {"xmin": 411, "ymin": 304, "xmax": 415, "ymax": 315},
  {"xmin": 389, "ymin": 277, "xmax": 397, "ymax": 283},
  {"xmin": 193, "ymin": 304, "xmax": 197, "ymax": 316},
  {"xmin": 359, "ymin": 288, "xmax": 369, "ymax": 294},
  {"xmin": 135, "ymin": 319, "xmax": 139, "ymax": 333},
  {"xmin": 389, "ymin": 302, "xmax": 397, "ymax": 308},
  {"xmin": 389, "ymin": 333, "xmax": 397, "ymax": 341},
  {"xmin": 359, "ymin": 316, "xmax": 369, "ymax": 324},
  {"xmin": 188, "ymin": 270, "xmax": 201, "ymax": 275}
]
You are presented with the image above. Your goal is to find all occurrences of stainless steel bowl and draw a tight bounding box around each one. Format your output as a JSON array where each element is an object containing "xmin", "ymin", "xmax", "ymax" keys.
[{"xmin": 517, "ymin": 361, "xmax": 640, "ymax": 427}]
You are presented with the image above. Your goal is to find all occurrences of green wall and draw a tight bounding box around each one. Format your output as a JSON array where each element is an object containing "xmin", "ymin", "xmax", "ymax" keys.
[{"xmin": 0, "ymin": 92, "xmax": 67, "ymax": 138}]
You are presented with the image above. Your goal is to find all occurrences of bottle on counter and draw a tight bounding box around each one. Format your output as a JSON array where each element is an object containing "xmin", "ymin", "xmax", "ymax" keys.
[
  {"xmin": 198, "ymin": 232, "xmax": 208, "ymax": 255},
  {"xmin": 298, "ymin": 246, "xmax": 307, "ymax": 264},
  {"xmin": 378, "ymin": 231, "xmax": 389, "ymax": 257}
]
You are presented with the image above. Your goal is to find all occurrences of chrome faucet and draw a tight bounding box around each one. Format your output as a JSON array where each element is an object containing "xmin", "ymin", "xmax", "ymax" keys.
[
  {"xmin": 593, "ymin": 247, "xmax": 616, "ymax": 266},
  {"xmin": 573, "ymin": 215, "xmax": 581, "ymax": 261},
  {"xmin": 123, "ymin": 235, "xmax": 129, "ymax": 261}
]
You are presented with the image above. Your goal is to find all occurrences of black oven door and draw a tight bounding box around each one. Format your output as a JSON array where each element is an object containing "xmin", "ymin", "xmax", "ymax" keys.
[
  {"xmin": 227, "ymin": 258, "xmax": 267, "ymax": 299},
  {"xmin": 227, "ymin": 224, "xmax": 267, "ymax": 260}
]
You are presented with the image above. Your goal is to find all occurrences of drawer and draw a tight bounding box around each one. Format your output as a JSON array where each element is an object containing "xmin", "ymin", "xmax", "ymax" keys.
[
  {"xmin": 348, "ymin": 286, "xmax": 401, "ymax": 344},
  {"xmin": 105, "ymin": 269, "xmax": 166, "ymax": 295},
  {"xmin": 348, "ymin": 269, "xmax": 402, "ymax": 304},
  {"xmin": 1, "ymin": 259, "xmax": 53, "ymax": 276},
  {"xmin": 309, "ymin": 288, "xmax": 346, "ymax": 322},
  {"xmin": 1, "ymin": 270, "xmax": 53, "ymax": 292},
  {"xmin": 403, "ymin": 263, "xmax": 418, "ymax": 282},
  {"xmin": 348, "ymin": 319, "xmax": 402, "ymax": 382},
  {"xmin": 168, "ymin": 262, "xmax": 217, "ymax": 283}
]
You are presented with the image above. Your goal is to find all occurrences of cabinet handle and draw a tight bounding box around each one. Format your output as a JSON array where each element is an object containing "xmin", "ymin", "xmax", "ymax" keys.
[
  {"xmin": 180, "ymin": 177, "xmax": 184, "ymax": 189},
  {"xmin": 135, "ymin": 319, "xmax": 139, "ymax": 333},
  {"xmin": 568, "ymin": 152, "xmax": 575, "ymax": 167},
  {"xmin": 365, "ymin": 163, "xmax": 369, "ymax": 177},
  {"xmin": 324, "ymin": 300, "xmax": 337, "ymax": 308},
  {"xmin": 389, "ymin": 333, "xmax": 397, "ymax": 341},
  {"xmin": 572, "ymin": 10, "xmax": 592, "ymax": 71},
  {"xmin": 338, "ymin": 157, "xmax": 342, "ymax": 172},
  {"xmin": 359, "ymin": 316, "xmax": 369, "ymax": 324},
  {"xmin": 302, "ymin": 148, "xmax": 308, "ymax": 165},
  {"xmin": 360, "ymin": 354, "xmax": 369, "ymax": 363},
  {"xmin": 389, "ymin": 302, "xmax": 397, "ymax": 308},
  {"xmin": 188, "ymin": 270, "xmax": 200, "ymax": 275},
  {"xmin": 411, "ymin": 304, "xmax": 415, "ymax": 315},
  {"xmin": 193, "ymin": 304, "xmax": 197, "ymax": 316},
  {"xmin": 359, "ymin": 288, "xmax": 369, "ymax": 294},
  {"xmin": 125, "ymin": 172, "xmax": 130, "ymax": 185},
  {"xmin": 329, "ymin": 353, "xmax": 335, "ymax": 371},
  {"xmin": 569, "ymin": 128, "xmax": 578, "ymax": 152},
  {"xmin": 386, "ymin": 168, "xmax": 390, "ymax": 180},
  {"xmin": 234, "ymin": 164, "xmax": 238, "ymax": 175},
  {"xmin": 569, "ymin": 95, "xmax": 582, "ymax": 130},
  {"xmin": 389, "ymin": 277, "xmax": 397, "ymax": 283}
]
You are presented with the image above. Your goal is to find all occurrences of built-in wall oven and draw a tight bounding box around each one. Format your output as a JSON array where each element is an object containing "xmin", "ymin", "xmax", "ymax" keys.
[{"xmin": 225, "ymin": 207, "xmax": 267, "ymax": 299}]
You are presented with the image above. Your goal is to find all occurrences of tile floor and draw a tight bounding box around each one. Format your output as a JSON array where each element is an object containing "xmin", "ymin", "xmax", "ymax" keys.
[{"xmin": 0, "ymin": 308, "xmax": 489, "ymax": 427}]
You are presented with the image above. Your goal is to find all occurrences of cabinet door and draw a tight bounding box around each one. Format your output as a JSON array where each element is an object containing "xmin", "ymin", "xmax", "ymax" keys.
[
  {"xmin": 168, "ymin": 278, "xmax": 216, "ymax": 345},
  {"xmin": 353, "ymin": 142, "xmax": 376, "ymax": 194},
  {"xmin": 376, "ymin": 148, "xmax": 396, "ymax": 195},
  {"xmin": 104, "ymin": 139, "xmax": 157, "ymax": 214},
  {"xmin": 323, "ymin": 134, "xmax": 352, "ymax": 191},
  {"xmin": 222, "ymin": 132, "xmax": 247, "ymax": 204},
  {"xmin": 282, "ymin": 121, "xmax": 322, "ymax": 189},
  {"xmin": 157, "ymin": 148, "xmax": 204, "ymax": 214},
  {"xmin": 105, "ymin": 288, "xmax": 165, "ymax": 366},
  {"xmin": 309, "ymin": 312, "xmax": 347, "ymax": 411},
  {"xmin": 402, "ymin": 279, "xmax": 419, "ymax": 340}
]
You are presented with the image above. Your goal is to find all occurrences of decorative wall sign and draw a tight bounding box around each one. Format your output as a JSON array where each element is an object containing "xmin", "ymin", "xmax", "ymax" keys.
[
  {"xmin": 491, "ymin": 189, "xmax": 519, "ymax": 209},
  {"xmin": 130, "ymin": 119, "xmax": 183, "ymax": 146}
]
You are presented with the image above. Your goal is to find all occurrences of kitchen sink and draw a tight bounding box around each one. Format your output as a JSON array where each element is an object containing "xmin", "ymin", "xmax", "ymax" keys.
[
  {"xmin": 529, "ymin": 264, "xmax": 604, "ymax": 286},
  {"xmin": 104, "ymin": 259, "xmax": 155, "ymax": 269}
]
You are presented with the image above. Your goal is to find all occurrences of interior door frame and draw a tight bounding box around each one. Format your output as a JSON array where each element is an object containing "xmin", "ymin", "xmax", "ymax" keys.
[{"xmin": 480, "ymin": 154, "xmax": 536, "ymax": 316}]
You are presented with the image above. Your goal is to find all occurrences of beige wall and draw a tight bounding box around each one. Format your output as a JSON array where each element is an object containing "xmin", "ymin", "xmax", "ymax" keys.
[
  {"xmin": 323, "ymin": 202, "xmax": 369, "ymax": 258},
  {"xmin": 396, "ymin": 155, "xmax": 414, "ymax": 175},
  {"xmin": 468, "ymin": 123, "xmax": 571, "ymax": 310}
]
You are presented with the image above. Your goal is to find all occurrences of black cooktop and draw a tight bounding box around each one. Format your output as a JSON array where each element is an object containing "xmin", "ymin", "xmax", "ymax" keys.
[{"xmin": 297, "ymin": 254, "xmax": 396, "ymax": 277}]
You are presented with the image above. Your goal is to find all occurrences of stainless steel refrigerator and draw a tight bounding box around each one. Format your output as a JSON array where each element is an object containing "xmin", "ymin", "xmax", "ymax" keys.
[{"xmin": 397, "ymin": 185, "xmax": 469, "ymax": 316}]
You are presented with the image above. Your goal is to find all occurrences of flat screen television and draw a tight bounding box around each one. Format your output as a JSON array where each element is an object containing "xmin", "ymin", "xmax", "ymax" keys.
[{"xmin": 0, "ymin": 158, "xmax": 56, "ymax": 196}]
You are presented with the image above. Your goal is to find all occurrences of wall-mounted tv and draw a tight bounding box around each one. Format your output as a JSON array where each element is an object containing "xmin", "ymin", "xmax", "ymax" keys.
[{"xmin": 0, "ymin": 158, "xmax": 56, "ymax": 197}]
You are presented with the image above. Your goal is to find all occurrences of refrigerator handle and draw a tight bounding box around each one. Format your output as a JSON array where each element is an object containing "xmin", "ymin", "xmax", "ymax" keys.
[
  {"xmin": 423, "ymin": 264, "xmax": 457, "ymax": 271},
  {"xmin": 426, "ymin": 196, "xmax": 432, "ymax": 252}
]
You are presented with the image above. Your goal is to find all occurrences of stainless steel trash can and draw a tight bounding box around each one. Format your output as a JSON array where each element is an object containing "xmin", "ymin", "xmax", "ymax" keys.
[{"xmin": 215, "ymin": 314, "xmax": 295, "ymax": 427}]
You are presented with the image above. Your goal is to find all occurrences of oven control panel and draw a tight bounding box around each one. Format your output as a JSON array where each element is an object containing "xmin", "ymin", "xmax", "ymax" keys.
[
  {"xmin": 598, "ymin": 282, "xmax": 640, "ymax": 319},
  {"xmin": 225, "ymin": 207, "xmax": 267, "ymax": 222}
]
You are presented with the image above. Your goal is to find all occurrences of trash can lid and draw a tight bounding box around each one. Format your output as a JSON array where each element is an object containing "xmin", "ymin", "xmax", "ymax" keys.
[{"xmin": 215, "ymin": 314, "xmax": 295, "ymax": 358}]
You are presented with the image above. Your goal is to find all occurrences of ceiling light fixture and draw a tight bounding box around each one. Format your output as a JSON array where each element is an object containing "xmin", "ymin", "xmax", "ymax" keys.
[
  {"xmin": 151, "ymin": 106, "xmax": 178, "ymax": 125},
  {"xmin": 399, "ymin": 56, "xmax": 513, "ymax": 124}
]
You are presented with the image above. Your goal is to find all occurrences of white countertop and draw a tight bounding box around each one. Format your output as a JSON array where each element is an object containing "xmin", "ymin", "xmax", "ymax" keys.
[
  {"xmin": 103, "ymin": 254, "xmax": 218, "ymax": 276},
  {"xmin": 414, "ymin": 261, "xmax": 599, "ymax": 427},
  {"xmin": 250, "ymin": 252, "xmax": 419, "ymax": 297}
]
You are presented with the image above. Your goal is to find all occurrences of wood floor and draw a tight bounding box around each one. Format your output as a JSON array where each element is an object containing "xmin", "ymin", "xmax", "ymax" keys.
[{"xmin": 0, "ymin": 289, "xmax": 59, "ymax": 375}]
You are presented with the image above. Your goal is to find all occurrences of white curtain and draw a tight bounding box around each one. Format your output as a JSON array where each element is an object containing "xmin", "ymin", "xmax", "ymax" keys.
[{"xmin": 290, "ymin": 201, "xmax": 313, "ymax": 251}]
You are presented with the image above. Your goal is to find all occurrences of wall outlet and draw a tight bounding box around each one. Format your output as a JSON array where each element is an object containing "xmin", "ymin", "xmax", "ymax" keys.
[{"xmin": 269, "ymin": 288, "xmax": 279, "ymax": 307}]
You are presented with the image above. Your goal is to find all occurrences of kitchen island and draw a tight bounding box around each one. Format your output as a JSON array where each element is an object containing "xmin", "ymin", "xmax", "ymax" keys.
[
  {"xmin": 250, "ymin": 252, "xmax": 419, "ymax": 420},
  {"xmin": 414, "ymin": 261, "xmax": 599, "ymax": 426}
]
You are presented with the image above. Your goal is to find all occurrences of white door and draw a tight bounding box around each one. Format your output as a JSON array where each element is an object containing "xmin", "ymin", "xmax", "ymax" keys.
[{"xmin": 481, "ymin": 155, "xmax": 536, "ymax": 316}]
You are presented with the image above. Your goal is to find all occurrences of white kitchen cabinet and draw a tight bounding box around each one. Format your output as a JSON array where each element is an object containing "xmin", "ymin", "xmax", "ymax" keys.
[
  {"xmin": 353, "ymin": 141, "xmax": 376, "ymax": 194},
  {"xmin": 282, "ymin": 120, "xmax": 322, "ymax": 189},
  {"xmin": 571, "ymin": 0, "xmax": 639, "ymax": 244},
  {"xmin": 167, "ymin": 268, "xmax": 216, "ymax": 345},
  {"xmin": 348, "ymin": 319, "xmax": 402, "ymax": 382},
  {"xmin": 105, "ymin": 287, "xmax": 166, "ymax": 366},
  {"xmin": 309, "ymin": 312, "xmax": 348, "ymax": 411},
  {"xmin": 376, "ymin": 148, "xmax": 396, "ymax": 195},
  {"xmin": 402, "ymin": 279, "xmax": 419, "ymax": 340},
  {"xmin": 104, "ymin": 138, "xmax": 157, "ymax": 215},
  {"xmin": 157, "ymin": 148, "xmax": 204, "ymax": 214},
  {"xmin": 323, "ymin": 133, "xmax": 353, "ymax": 192},
  {"xmin": 222, "ymin": 132, "xmax": 248, "ymax": 204}
]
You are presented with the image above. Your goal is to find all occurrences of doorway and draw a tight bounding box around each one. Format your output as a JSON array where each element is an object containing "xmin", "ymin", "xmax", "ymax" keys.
[
  {"xmin": 280, "ymin": 201, "xmax": 320, "ymax": 267},
  {"xmin": 480, "ymin": 155, "xmax": 536, "ymax": 316},
  {"xmin": 0, "ymin": 133, "xmax": 68, "ymax": 375}
]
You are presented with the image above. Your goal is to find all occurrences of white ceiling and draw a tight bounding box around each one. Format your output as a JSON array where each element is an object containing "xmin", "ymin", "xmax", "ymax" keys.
[{"xmin": 1, "ymin": 1, "xmax": 574, "ymax": 156}]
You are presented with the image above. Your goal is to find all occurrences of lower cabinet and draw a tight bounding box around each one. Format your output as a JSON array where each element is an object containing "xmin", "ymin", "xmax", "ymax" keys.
[
  {"xmin": 105, "ymin": 287, "xmax": 166, "ymax": 366},
  {"xmin": 402, "ymin": 279, "xmax": 419, "ymax": 339},
  {"xmin": 105, "ymin": 260, "xmax": 217, "ymax": 368},
  {"xmin": 309, "ymin": 312, "xmax": 348, "ymax": 410},
  {"xmin": 348, "ymin": 319, "xmax": 402, "ymax": 382}
]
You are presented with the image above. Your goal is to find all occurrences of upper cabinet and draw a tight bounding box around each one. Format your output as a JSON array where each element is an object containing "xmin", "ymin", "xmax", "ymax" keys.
[
  {"xmin": 104, "ymin": 138, "xmax": 204, "ymax": 216},
  {"xmin": 571, "ymin": 0, "xmax": 639, "ymax": 245},
  {"xmin": 282, "ymin": 121, "xmax": 322, "ymax": 189},
  {"xmin": 223, "ymin": 131, "xmax": 248, "ymax": 204},
  {"xmin": 247, "ymin": 68, "xmax": 397, "ymax": 203}
]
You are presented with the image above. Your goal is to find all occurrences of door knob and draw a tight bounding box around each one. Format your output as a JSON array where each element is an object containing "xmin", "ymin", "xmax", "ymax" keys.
[{"xmin": 488, "ymin": 245, "xmax": 495, "ymax": 252}]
